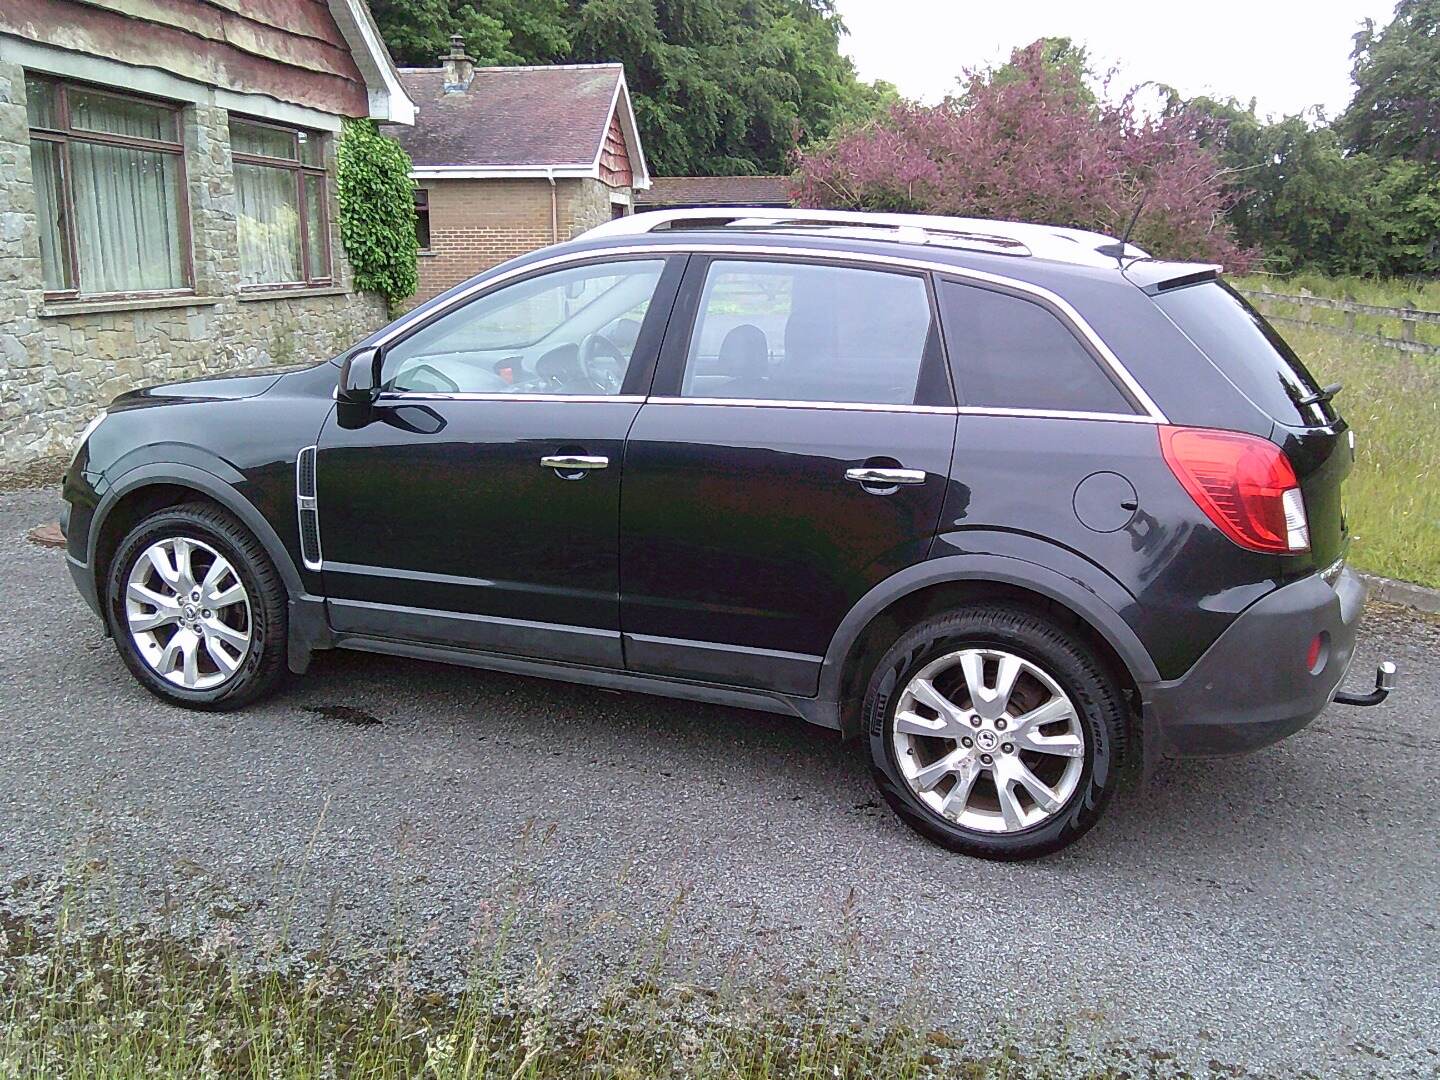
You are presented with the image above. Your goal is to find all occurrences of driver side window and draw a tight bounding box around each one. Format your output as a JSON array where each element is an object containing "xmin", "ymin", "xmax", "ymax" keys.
[{"xmin": 382, "ymin": 259, "xmax": 667, "ymax": 396}]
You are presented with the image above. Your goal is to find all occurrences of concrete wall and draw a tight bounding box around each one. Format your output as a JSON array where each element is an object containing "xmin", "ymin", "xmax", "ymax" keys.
[
  {"xmin": 413, "ymin": 176, "xmax": 625, "ymax": 305},
  {"xmin": 0, "ymin": 58, "xmax": 388, "ymax": 469}
]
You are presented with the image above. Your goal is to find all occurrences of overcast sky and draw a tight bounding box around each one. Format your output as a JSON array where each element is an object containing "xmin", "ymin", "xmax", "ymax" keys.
[{"xmin": 833, "ymin": 1, "xmax": 1398, "ymax": 120}]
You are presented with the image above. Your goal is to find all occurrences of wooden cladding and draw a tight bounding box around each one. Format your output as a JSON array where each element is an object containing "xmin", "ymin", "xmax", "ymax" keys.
[
  {"xmin": 1, "ymin": 0, "xmax": 371, "ymax": 118},
  {"xmin": 599, "ymin": 111, "xmax": 633, "ymax": 189}
]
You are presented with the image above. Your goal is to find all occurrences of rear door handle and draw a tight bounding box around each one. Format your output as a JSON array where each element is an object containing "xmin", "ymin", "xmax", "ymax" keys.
[
  {"xmin": 845, "ymin": 467, "xmax": 926, "ymax": 488},
  {"xmin": 541, "ymin": 454, "xmax": 609, "ymax": 478}
]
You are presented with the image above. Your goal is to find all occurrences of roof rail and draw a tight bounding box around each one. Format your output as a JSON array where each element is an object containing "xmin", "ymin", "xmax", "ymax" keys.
[{"xmin": 581, "ymin": 208, "xmax": 1149, "ymax": 268}]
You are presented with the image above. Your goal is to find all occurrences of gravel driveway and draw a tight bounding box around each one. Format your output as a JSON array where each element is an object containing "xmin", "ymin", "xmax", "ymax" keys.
[{"xmin": 1, "ymin": 485, "xmax": 1436, "ymax": 1077}]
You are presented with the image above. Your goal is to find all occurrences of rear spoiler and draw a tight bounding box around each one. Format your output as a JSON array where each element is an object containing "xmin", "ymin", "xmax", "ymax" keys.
[{"xmin": 1121, "ymin": 260, "xmax": 1222, "ymax": 295}]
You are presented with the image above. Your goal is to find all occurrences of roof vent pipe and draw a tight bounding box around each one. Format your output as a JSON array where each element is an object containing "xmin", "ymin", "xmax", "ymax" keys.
[{"xmin": 441, "ymin": 34, "xmax": 474, "ymax": 92}]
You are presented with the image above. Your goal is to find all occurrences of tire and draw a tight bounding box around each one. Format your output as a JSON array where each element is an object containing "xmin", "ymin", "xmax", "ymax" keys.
[
  {"xmin": 105, "ymin": 501, "xmax": 288, "ymax": 710},
  {"xmin": 862, "ymin": 604, "xmax": 1126, "ymax": 860}
]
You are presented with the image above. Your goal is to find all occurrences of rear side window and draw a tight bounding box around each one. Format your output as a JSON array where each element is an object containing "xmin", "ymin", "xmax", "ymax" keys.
[
  {"xmin": 680, "ymin": 260, "xmax": 938, "ymax": 406},
  {"xmin": 1153, "ymin": 281, "xmax": 1332, "ymax": 427},
  {"xmin": 937, "ymin": 280, "xmax": 1136, "ymax": 415}
]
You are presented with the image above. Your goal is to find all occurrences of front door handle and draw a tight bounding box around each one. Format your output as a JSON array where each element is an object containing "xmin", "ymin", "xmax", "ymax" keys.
[
  {"xmin": 845, "ymin": 467, "xmax": 926, "ymax": 491},
  {"xmin": 541, "ymin": 454, "xmax": 609, "ymax": 479}
]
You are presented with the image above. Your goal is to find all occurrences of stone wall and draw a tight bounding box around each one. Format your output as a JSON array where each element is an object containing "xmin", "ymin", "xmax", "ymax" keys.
[
  {"xmin": 0, "ymin": 60, "xmax": 388, "ymax": 469},
  {"xmin": 413, "ymin": 176, "xmax": 628, "ymax": 305}
]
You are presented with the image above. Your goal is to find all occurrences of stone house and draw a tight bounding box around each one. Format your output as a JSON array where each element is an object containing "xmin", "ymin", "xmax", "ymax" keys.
[
  {"xmin": 390, "ymin": 39, "xmax": 650, "ymax": 304},
  {"xmin": 0, "ymin": 0, "xmax": 414, "ymax": 468}
]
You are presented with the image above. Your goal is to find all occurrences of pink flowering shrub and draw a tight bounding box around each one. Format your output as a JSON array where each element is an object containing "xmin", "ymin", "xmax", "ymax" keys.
[{"xmin": 791, "ymin": 42, "xmax": 1256, "ymax": 270}]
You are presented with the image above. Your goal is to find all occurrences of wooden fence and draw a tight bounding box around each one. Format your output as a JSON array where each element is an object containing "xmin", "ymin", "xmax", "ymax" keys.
[{"xmin": 1238, "ymin": 289, "xmax": 1440, "ymax": 358}]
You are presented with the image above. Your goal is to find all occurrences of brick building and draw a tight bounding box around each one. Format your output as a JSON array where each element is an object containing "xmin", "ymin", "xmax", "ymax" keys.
[{"xmin": 390, "ymin": 39, "xmax": 650, "ymax": 304}]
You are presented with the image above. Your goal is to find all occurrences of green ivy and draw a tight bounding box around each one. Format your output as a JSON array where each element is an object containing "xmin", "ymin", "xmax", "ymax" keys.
[{"xmin": 337, "ymin": 119, "xmax": 418, "ymax": 310}]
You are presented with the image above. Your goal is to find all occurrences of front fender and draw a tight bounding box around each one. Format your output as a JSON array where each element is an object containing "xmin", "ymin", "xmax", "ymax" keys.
[
  {"xmin": 84, "ymin": 461, "xmax": 331, "ymax": 674},
  {"xmin": 90, "ymin": 460, "xmax": 304, "ymax": 598},
  {"xmin": 817, "ymin": 551, "xmax": 1161, "ymax": 734}
]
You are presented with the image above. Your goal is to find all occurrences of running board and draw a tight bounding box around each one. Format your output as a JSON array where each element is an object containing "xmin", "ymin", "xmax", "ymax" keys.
[{"xmin": 1333, "ymin": 662, "xmax": 1398, "ymax": 707}]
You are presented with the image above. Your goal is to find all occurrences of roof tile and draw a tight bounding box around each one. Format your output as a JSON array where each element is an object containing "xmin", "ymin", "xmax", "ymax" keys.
[{"xmin": 388, "ymin": 64, "xmax": 623, "ymax": 168}]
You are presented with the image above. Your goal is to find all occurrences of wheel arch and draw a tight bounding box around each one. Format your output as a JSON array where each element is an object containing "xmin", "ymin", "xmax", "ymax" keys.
[
  {"xmin": 90, "ymin": 462, "xmax": 304, "ymax": 604},
  {"xmin": 821, "ymin": 555, "xmax": 1159, "ymax": 739}
]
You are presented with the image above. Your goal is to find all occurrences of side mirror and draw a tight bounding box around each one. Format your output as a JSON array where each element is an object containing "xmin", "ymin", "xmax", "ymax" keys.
[{"xmin": 337, "ymin": 346, "xmax": 382, "ymax": 406}]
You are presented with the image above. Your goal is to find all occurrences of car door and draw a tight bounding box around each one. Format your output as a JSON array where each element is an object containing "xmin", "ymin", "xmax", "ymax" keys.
[
  {"xmin": 315, "ymin": 254, "xmax": 685, "ymax": 667},
  {"xmin": 618, "ymin": 254, "xmax": 957, "ymax": 695}
]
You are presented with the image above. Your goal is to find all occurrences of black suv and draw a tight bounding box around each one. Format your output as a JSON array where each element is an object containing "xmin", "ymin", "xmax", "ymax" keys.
[{"xmin": 60, "ymin": 208, "xmax": 1396, "ymax": 859}]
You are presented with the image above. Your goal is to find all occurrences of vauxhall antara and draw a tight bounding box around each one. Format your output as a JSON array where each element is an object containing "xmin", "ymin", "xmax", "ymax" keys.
[{"xmin": 61, "ymin": 208, "xmax": 1396, "ymax": 859}]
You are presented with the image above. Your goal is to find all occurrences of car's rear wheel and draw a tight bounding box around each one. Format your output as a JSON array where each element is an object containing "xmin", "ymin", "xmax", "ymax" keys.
[
  {"xmin": 105, "ymin": 502, "xmax": 288, "ymax": 710},
  {"xmin": 862, "ymin": 605, "xmax": 1126, "ymax": 860}
]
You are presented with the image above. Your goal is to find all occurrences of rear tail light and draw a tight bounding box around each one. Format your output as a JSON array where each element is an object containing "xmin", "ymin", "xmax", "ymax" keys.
[{"xmin": 1159, "ymin": 426, "xmax": 1310, "ymax": 554}]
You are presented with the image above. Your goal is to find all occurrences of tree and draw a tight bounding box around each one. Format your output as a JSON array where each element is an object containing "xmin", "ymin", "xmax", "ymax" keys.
[
  {"xmin": 570, "ymin": 0, "xmax": 890, "ymax": 174},
  {"xmin": 1187, "ymin": 96, "xmax": 1440, "ymax": 275},
  {"xmin": 369, "ymin": 0, "xmax": 511, "ymax": 66},
  {"xmin": 372, "ymin": 0, "xmax": 891, "ymax": 176},
  {"xmin": 793, "ymin": 41, "xmax": 1253, "ymax": 268},
  {"xmin": 982, "ymin": 35, "xmax": 1095, "ymax": 104},
  {"xmin": 1338, "ymin": 0, "xmax": 1440, "ymax": 162}
]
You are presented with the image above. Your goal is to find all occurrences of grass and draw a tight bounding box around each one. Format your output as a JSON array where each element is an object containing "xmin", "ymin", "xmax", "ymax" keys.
[
  {"xmin": 1232, "ymin": 272, "xmax": 1440, "ymax": 348},
  {"xmin": 0, "ymin": 892, "xmax": 1166, "ymax": 1080},
  {"xmin": 1276, "ymin": 323, "xmax": 1440, "ymax": 588},
  {"xmin": 1232, "ymin": 272, "xmax": 1440, "ymax": 309},
  {"xmin": 0, "ymin": 896, "xmax": 927, "ymax": 1080}
]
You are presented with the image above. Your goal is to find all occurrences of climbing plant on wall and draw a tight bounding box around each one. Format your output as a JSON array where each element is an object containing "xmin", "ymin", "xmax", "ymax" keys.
[{"xmin": 336, "ymin": 119, "xmax": 419, "ymax": 310}]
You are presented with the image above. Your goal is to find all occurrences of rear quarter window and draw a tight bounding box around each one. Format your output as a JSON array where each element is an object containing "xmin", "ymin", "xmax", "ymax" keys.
[
  {"xmin": 1153, "ymin": 281, "xmax": 1333, "ymax": 427},
  {"xmin": 937, "ymin": 280, "xmax": 1137, "ymax": 415}
]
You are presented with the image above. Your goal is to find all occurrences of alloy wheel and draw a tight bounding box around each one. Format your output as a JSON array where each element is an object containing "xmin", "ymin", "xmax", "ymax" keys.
[
  {"xmin": 891, "ymin": 647, "xmax": 1086, "ymax": 833},
  {"xmin": 124, "ymin": 536, "xmax": 252, "ymax": 690}
]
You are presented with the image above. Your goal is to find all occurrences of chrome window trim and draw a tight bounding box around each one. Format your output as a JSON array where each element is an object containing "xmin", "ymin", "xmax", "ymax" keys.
[
  {"xmin": 646, "ymin": 396, "xmax": 955, "ymax": 415},
  {"xmin": 370, "ymin": 242, "xmax": 1168, "ymax": 424},
  {"xmin": 645, "ymin": 397, "xmax": 1156, "ymax": 423},
  {"xmin": 374, "ymin": 391, "xmax": 1155, "ymax": 421},
  {"xmin": 376, "ymin": 390, "xmax": 1159, "ymax": 423},
  {"xmin": 955, "ymin": 405, "xmax": 1160, "ymax": 424},
  {"xmin": 377, "ymin": 392, "xmax": 645, "ymax": 404}
]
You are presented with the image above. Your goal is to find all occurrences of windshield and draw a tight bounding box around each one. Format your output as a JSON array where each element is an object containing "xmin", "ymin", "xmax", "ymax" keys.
[{"xmin": 1154, "ymin": 280, "xmax": 1335, "ymax": 427}]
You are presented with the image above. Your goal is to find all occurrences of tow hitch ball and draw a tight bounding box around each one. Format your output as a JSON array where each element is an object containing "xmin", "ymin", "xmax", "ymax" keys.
[{"xmin": 1334, "ymin": 661, "xmax": 1398, "ymax": 707}]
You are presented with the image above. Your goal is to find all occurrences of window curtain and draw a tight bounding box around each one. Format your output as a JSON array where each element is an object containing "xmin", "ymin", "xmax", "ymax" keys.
[
  {"xmin": 28, "ymin": 139, "xmax": 71, "ymax": 291},
  {"xmin": 303, "ymin": 173, "xmax": 326, "ymax": 279},
  {"xmin": 235, "ymin": 161, "xmax": 300, "ymax": 285},
  {"xmin": 68, "ymin": 142, "xmax": 184, "ymax": 293},
  {"xmin": 69, "ymin": 90, "xmax": 172, "ymax": 141}
]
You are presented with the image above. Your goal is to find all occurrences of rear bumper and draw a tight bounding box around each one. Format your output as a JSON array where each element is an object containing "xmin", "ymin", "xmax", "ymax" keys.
[{"xmin": 1142, "ymin": 566, "xmax": 1366, "ymax": 756}]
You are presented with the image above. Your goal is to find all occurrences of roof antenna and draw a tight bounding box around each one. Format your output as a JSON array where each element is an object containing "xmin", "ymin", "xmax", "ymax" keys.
[{"xmin": 1116, "ymin": 190, "xmax": 1148, "ymax": 266}]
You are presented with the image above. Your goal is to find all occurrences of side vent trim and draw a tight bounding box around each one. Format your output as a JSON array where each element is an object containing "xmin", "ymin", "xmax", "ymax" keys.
[{"xmin": 296, "ymin": 445, "xmax": 322, "ymax": 570}]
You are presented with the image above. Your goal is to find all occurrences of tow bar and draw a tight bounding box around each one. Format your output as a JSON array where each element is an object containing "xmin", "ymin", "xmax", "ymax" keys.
[{"xmin": 1334, "ymin": 661, "xmax": 1398, "ymax": 707}]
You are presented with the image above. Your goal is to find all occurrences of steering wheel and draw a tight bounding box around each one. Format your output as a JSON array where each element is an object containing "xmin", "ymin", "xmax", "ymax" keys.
[{"xmin": 579, "ymin": 333, "xmax": 627, "ymax": 394}]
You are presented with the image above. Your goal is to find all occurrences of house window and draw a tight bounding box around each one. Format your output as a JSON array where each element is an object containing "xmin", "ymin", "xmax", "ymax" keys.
[
  {"xmin": 25, "ymin": 75, "xmax": 190, "ymax": 297},
  {"xmin": 414, "ymin": 188, "xmax": 430, "ymax": 250},
  {"xmin": 229, "ymin": 117, "xmax": 330, "ymax": 287}
]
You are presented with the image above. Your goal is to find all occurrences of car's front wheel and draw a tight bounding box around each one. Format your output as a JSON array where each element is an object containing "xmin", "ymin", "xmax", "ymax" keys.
[
  {"xmin": 105, "ymin": 502, "xmax": 288, "ymax": 709},
  {"xmin": 863, "ymin": 605, "xmax": 1127, "ymax": 860}
]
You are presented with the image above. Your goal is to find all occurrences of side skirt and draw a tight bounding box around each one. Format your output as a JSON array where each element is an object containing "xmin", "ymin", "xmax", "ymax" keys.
[{"xmin": 331, "ymin": 634, "xmax": 840, "ymax": 730}]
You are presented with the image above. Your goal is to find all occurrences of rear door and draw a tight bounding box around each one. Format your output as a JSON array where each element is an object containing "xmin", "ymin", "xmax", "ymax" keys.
[{"xmin": 618, "ymin": 255, "xmax": 956, "ymax": 695}]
